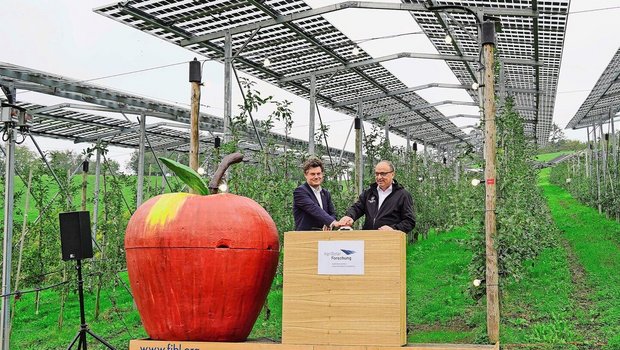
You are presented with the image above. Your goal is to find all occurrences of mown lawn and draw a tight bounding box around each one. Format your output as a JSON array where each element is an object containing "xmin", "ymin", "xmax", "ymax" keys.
[
  {"xmin": 538, "ymin": 168, "xmax": 620, "ymax": 349},
  {"xmin": 535, "ymin": 151, "xmax": 574, "ymax": 163}
]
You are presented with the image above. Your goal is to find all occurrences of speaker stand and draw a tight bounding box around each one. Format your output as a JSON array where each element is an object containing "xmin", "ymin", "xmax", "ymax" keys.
[{"xmin": 66, "ymin": 259, "xmax": 116, "ymax": 350}]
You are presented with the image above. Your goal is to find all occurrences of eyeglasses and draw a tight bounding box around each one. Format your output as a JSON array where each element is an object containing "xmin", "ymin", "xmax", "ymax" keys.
[{"xmin": 374, "ymin": 171, "xmax": 393, "ymax": 177}]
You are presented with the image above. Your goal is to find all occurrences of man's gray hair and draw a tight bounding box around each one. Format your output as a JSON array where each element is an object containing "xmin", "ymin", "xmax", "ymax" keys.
[{"xmin": 377, "ymin": 160, "xmax": 395, "ymax": 172}]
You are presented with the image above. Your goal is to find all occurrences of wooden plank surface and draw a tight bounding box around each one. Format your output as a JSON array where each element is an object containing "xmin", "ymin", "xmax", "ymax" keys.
[
  {"xmin": 282, "ymin": 231, "xmax": 406, "ymax": 346},
  {"xmin": 129, "ymin": 339, "xmax": 499, "ymax": 350}
]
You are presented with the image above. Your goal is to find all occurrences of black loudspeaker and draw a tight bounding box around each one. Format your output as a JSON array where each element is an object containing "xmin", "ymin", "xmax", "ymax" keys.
[{"xmin": 59, "ymin": 211, "xmax": 93, "ymax": 261}]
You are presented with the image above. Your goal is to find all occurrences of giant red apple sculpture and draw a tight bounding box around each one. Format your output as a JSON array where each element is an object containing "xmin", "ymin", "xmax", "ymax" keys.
[{"xmin": 125, "ymin": 153, "xmax": 279, "ymax": 341}]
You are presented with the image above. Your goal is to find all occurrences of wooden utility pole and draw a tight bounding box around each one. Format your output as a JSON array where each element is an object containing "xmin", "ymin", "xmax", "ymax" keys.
[
  {"xmin": 482, "ymin": 20, "xmax": 500, "ymax": 344},
  {"xmin": 189, "ymin": 58, "xmax": 202, "ymax": 193}
]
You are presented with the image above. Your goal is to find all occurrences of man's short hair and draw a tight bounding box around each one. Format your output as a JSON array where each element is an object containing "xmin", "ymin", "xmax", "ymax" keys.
[
  {"xmin": 377, "ymin": 160, "xmax": 395, "ymax": 172},
  {"xmin": 303, "ymin": 157, "xmax": 324, "ymax": 173}
]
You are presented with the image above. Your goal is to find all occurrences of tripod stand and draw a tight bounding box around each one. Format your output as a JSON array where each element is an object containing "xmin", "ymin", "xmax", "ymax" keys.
[{"xmin": 66, "ymin": 259, "xmax": 116, "ymax": 350}]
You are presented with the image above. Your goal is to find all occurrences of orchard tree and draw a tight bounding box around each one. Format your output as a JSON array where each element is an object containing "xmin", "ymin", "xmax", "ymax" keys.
[{"xmin": 548, "ymin": 123, "xmax": 566, "ymax": 145}]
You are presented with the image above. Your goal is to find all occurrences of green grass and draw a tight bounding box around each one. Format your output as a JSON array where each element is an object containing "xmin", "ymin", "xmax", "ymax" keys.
[
  {"xmin": 11, "ymin": 271, "xmax": 146, "ymax": 350},
  {"xmin": 535, "ymin": 151, "xmax": 573, "ymax": 163},
  {"xmin": 9, "ymin": 169, "xmax": 620, "ymax": 348},
  {"xmin": 406, "ymin": 227, "xmax": 482, "ymax": 343},
  {"xmin": 538, "ymin": 168, "xmax": 620, "ymax": 349},
  {"xmin": 500, "ymin": 246, "xmax": 579, "ymax": 346},
  {"xmin": 4, "ymin": 174, "xmax": 182, "ymax": 223}
]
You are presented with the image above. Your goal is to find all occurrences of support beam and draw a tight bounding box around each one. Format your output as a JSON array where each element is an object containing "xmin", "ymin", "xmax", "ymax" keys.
[
  {"xmin": 30, "ymin": 102, "xmax": 180, "ymax": 121},
  {"xmin": 309, "ymin": 75, "xmax": 316, "ymax": 155},
  {"xmin": 333, "ymin": 83, "xmax": 469, "ymax": 107},
  {"xmin": 593, "ymin": 123, "xmax": 602, "ymax": 214},
  {"xmin": 612, "ymin": 108, "xmax": 618, "ymax": 186},
  {"xmin": 281, "ymin": 52, "xmax": 540, "ymax": 83},
  {"xmin": 586, "ymin": 126, "xmax": 591, "ymax": 178},
  {"xmin": 384, "ymin": 117, "xmax": 390, "ymax": 145},
  {"xmin": 0, "ymin": 122, "xmax": 15, "ymax": 350},
  {"xmin": 137, "ymin": 114, "xmax": 146, "ymax": 207},
  {"xmin": 355, "ymin": 104, "xmax": 363, "ymax": 198},
  {"xmin": 0, "ymin": 66, "xmax": 220, "ymax": 122},
  {"xmin": 178, "ymin": 1, "xmax": 536, "ymax": 45},
  {"xmin": 92, "ymin": 144, "xmax": 102, "ymax": 238},
  {"xmin": 366, "ymin": 100, "xmax": 479, "ymax": 121},
  {"xmin": 224, "ymin": 31, "xmax": 232, "ymax": 143}
]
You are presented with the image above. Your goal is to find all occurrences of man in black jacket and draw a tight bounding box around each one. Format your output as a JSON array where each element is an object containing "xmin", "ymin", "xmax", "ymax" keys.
[{"xmin": 339, "ymin": 160, "xmax": 415, "ymax": 232}]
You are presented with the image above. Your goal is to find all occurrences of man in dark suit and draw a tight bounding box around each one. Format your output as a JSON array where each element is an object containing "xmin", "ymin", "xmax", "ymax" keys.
[{"xmin": 293, "ymin": 157, "xmax": 339, "ymax": 231}]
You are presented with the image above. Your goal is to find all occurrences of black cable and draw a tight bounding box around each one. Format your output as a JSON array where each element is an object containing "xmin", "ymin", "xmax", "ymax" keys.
[
  {"xmin": 101, "ymin": 154, "xmax": 134, "ymax": 216},
  {"xmin": 314, "ymin": 101, "xmax": 335, "ymax": 173},
  {"xmin": 141, "ymin": 123, "xmax": 173, "ymax": 193},
  {"xmin": 232, "ymin": 64, "xmax": 265, "ymax": 152}
]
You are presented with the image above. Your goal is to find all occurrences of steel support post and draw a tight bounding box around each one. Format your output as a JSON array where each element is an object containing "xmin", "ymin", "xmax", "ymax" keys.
[
  {"xmin": 601, "ymin": 121, "xmax": 607, "ymax": 188},
  {"xmin": 137, "ymin": 114, "xmax": 146, "ymax": 206},
  {"xmin": 586, "ymin": 126, "xmax": 591, "ymax": 178},
  {"xmin": 611, "ymin": 109, "xmax": 618, "ymax": 185},
  {"xmin": 406, "ymin": 129, "xmax": 411, "ymax": 154},
  {"xmin": 224, "ymin": 31, "xmax": 232, "ymax": 144},
  {"xmin": 0, "ymin": 124, "xmax": 15, "ymax": 350},
  {"xmin": 92, "ymin": 145, "xmax": 102, "ymax": 238},
  {"xmin": 355, "ymin": 102, "xmax": 363, "ymax": 198},
  {"xmin": 309, "ymin": 74, "xmax": 316, "ymax": 155},
  {"xmin": 384, "ymin": 117, "xmax": 390, "ymax": 146},
  {"xmin": 593, "ymin": 123, "xmax": 602, "ymax": 214},
  {"xmin": 482, "ymin": 20, "xmax": 500, "ymax": 344}
]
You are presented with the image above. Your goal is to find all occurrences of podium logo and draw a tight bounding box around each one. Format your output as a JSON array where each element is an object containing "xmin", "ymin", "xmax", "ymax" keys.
[{"xmin": 340, "ymin": 249, "xmax": 356, "ymax": 255}]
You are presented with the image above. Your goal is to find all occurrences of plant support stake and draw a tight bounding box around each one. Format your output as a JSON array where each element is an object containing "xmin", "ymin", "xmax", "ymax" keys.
[
  {"xmin": 482, "ymin": 20, "xmax": 500, "ymax": 344},
  {"xmin": 189, "ymin": 58, "xmax": 202, "ymax": 194}
]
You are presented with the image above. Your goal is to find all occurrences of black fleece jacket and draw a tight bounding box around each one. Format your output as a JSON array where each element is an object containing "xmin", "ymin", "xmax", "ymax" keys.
[{"xmin": 345, "ymin": 179, "xmax": 415, "ymax": 233}]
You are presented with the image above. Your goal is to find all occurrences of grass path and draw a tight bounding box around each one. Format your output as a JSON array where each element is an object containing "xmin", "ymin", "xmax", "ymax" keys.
[
  {"xmin": 406, "ymin": 227, "xmax": 483, "ymax": 343},
  {"xmin": 538, "ymin": 168, "xmax": 620, "ymax": 348}
]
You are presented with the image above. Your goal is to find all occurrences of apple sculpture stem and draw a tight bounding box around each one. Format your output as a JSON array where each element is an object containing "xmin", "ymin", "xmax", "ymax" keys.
[
  {"xmin": 208, "ymin": 153, "xmax": 244, "ymax": 194},
  {"xmin": 125, "ymin": 152, "xmax": 280, "ymax": 342}
]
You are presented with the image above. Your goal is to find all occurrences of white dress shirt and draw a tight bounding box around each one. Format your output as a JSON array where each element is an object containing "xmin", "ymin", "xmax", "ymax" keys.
[
  {"xmin": 311, "ymin": 186, "xmax": 323, "ymax": 209},
  {"xmin": 377, "ymin": 184, "xmax": 393, "ymax": 210}
]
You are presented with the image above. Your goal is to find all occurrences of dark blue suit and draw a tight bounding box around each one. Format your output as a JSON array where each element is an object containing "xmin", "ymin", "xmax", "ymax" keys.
[{"xmin": 293, "ymin": 182, "xmax": 337, "ymax": 231}]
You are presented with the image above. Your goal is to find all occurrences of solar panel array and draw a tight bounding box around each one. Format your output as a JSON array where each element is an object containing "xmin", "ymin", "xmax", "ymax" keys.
[
  {"xmin": 566, "ymin": 47, "xmax": 620, "ymax": 130},
  {"xmin": 404, "ymin": 0, "xmax": 570, "ymax": 144},
  {"xmin": 0, "ymin": 62, "xmax": 356, "ymax": 162},
  {"xmin": 95, "ymin": 0, "xmax": 473, "ymax": 147},
  {"xmin": 2, "ymin": 100, "xmax": 217, "ymax": 152}
]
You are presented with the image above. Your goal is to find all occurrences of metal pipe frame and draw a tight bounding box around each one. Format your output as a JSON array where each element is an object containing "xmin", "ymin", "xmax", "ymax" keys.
[
  {"xmin": 281, "ymin": 52, "xmax": 540, "ymax": 83},
  {"xmin": 178, "ymin": 1, "xmax": 536, "ymax": 46},
  {"xmin": 137, "ymin": 114, "xmax": 146, "ymax": 207},
  {"xmin": 0, "ymin": 123, "xmax": 15, "ymax": 350}
]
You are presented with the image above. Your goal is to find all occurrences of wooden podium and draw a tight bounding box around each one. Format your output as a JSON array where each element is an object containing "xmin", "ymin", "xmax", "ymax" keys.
[{"xmin": 282, "ymin": 230, "xmax": 406, "ymax": 346}]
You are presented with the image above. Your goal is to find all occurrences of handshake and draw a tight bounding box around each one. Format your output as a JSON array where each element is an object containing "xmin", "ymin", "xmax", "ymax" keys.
[
  {"xmin": 324, "ymin": 216, "xmax": 354, "ymax": 231},
  {"xmin": 323, "ymin": 217, "xmax": 395, "ymax": 231}
]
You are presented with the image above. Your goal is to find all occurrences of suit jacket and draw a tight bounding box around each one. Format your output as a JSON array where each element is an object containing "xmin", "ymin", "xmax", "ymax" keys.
[{"xmin": 293, "ymin": 182, "xmax": 337, "ymax": 231}]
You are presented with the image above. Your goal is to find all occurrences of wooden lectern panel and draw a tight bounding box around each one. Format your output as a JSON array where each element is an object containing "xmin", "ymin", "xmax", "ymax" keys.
[{"xmin": 282, "ymin": 231, "xmax": 406, "ymax": 346}]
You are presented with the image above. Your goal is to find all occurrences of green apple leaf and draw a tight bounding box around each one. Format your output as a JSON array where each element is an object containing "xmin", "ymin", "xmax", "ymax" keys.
[{"xmin": 159, "ymin": 157, "xmax": 210, "ymax": 195}]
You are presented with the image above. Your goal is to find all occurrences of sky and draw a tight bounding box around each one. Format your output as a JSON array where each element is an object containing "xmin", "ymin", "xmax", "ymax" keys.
[{"xmin": 1, "ymin": 0, "xmax": 619, "ymax": 172}]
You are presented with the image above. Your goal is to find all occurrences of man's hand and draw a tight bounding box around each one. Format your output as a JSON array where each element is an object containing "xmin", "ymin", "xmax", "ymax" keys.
[
  {"xmin": 329, "ymin": 220, "xmax": 340, "ymax": 230},
  {"xmin": 338, "ymin": 216, "xmax": 354, "ymax": 226},
  {"xmin": 378, "ymin": 225, "xmax": 395, "ymax": 231}
]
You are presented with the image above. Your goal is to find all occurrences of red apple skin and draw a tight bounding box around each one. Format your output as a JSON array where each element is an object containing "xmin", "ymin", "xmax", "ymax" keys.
[{"xmin": 125, "ymin": 192, "xmax": 280, "ymax": 341}]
